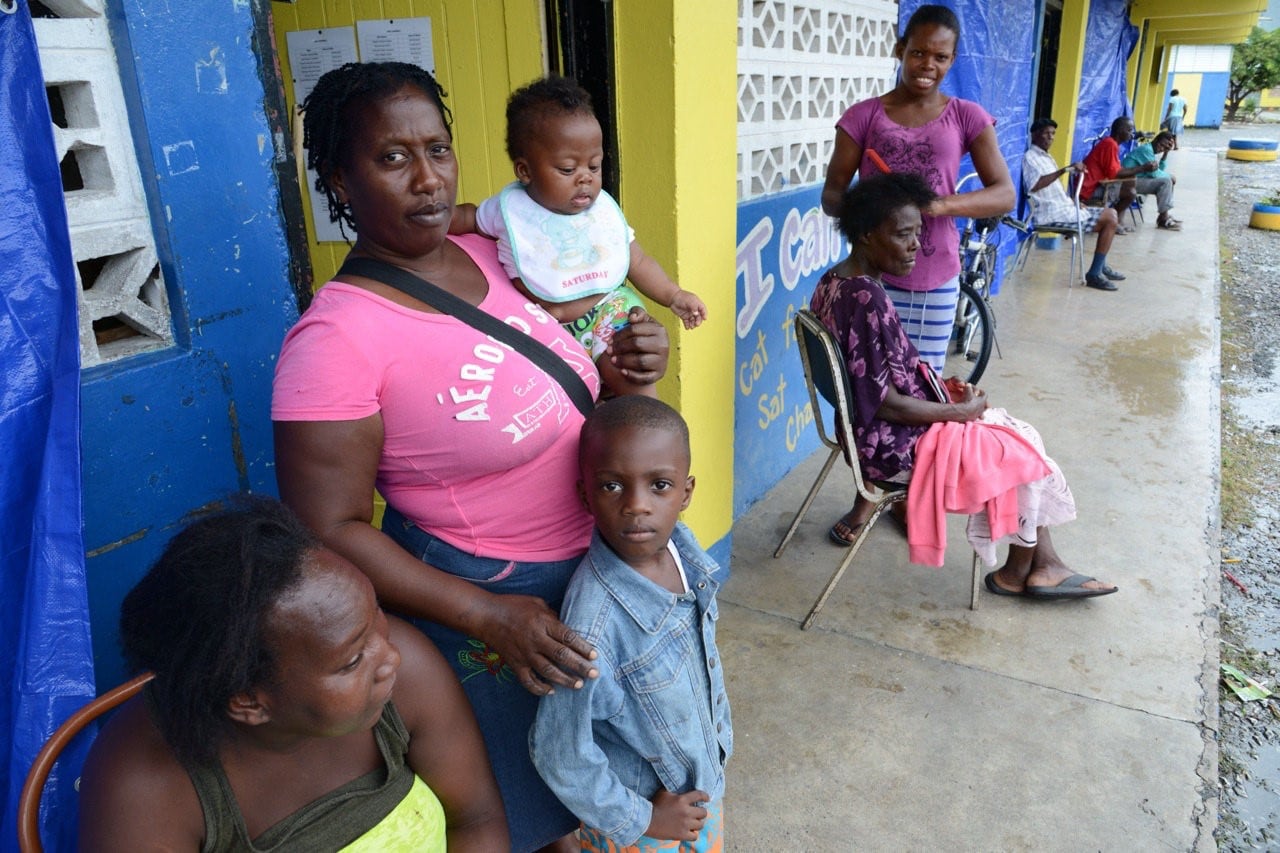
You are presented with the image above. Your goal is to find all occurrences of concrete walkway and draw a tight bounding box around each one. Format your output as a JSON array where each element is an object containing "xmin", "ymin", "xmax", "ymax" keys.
[{"xmin": 721, "ymin": 151, "xmax": 1220, "ymax": 851}]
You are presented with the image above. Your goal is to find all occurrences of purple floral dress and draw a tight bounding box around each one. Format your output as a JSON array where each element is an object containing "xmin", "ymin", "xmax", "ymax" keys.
[{"xmin": 809, "ymin": 270, "xmax": 932, "ymax": 482}]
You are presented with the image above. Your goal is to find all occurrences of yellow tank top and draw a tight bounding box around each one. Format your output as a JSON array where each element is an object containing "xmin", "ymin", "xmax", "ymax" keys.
[{"xmin": 338, "ymin": 774, "xmax": 445, "ymax": 851}]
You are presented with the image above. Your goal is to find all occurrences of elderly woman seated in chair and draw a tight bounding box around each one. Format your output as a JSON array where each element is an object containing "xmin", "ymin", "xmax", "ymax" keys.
[
  {"xmin": 811, "ymin": 172, "xmax": 1117, "ymax": 600},
  {"xmin": 78, "ymin": 497, "xmax": 509, "ymax": 851}
]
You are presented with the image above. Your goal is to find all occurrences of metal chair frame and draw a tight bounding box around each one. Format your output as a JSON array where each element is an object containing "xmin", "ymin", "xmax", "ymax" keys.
[
  {"xmin": 1092, "ymin": 178, "xmax": 1143, "ymax": 227},
  {"xmin": 1078, "ymin": 124, "xmax": 1144, "ymax": 226},
  {"xmin": 1017, "ymin": 169, "xmax": 1086, "ymax": 287},
  {"xmin": 18, "ymin": 672, "xmax": 155, "ymax": 853},
  {"xmin": 774, "ymin": 310, "xmax": 980, "ymax": 630}
]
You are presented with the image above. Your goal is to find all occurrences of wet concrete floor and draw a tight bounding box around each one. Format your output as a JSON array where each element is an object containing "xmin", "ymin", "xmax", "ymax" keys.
[{"xmin": 720, "ymin": 151, "xmax": 1221, "ymax": 850}]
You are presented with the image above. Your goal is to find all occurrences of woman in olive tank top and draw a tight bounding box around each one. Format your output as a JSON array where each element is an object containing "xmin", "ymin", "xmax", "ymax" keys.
[{"xmin": 77, "ymin": 498, "xmax": 509, "ymax": 852}]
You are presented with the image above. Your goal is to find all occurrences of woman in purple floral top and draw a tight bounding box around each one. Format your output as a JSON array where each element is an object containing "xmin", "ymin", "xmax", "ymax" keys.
[
  {"xmin": 810, "ymin": 264, "xmax": 931, "ymax": 485},
  {"xmin": 810, "ymin": 172, "xmax": 1117, "ymax": 600}
]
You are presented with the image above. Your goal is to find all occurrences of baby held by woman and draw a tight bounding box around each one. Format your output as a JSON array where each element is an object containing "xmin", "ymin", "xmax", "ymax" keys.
[{"xmin": 453, "ymin": 76, "xmax": 706, "ymax": 397}]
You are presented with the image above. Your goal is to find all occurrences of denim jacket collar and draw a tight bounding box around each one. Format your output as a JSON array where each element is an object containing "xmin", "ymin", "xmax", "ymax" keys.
[{"xmin": 584, "ymin": 522, "xmax": 721, "ymax": 635}]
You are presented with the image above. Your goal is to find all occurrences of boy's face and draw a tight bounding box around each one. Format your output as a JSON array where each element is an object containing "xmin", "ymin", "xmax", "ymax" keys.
[
  {"xmin": 514, "ymin": 112, "xmax": 604, "ymax": 215},
  {"xmin": 578, "ymin": 425, "xmax": 694, "ymax": 569}
]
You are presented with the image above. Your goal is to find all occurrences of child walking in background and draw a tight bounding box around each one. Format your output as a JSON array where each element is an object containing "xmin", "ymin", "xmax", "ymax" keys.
[
  {"xmin": 453, "ymin": 76, "xmax": 706, "ymax": 397},
  {"xmin": 530, "ymin": 396, "xmax": 731, "ymax": 851}
]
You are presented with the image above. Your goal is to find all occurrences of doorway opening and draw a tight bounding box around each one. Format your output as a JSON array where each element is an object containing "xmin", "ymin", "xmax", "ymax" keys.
[
  {"xmin": 544, "ymin": 0, "xmax": 619, "ymax": 197},
  {"xmin": 1032, "ymin": 0, "xmax": 1062, "ymax": 123}
]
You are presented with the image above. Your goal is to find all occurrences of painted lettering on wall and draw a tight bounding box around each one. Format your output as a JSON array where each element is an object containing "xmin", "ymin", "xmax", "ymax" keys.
[
  {"xmin": 780, "ymin": 206, "xmax": 845, "ymax": 290},
  {"xmin": 735, "ymin": 217, "xmax": 774, "ymax": 338},
  {"xmin": 786, "ymin": 397, "xmax": 815, "ymax": 452},
  {"xmin": 733, "ymin": 185, "xmax": 846, "ymax": 516},
  {"xmin": 737, "ymin": 329, "xmax": 767, "ymax": 395}
]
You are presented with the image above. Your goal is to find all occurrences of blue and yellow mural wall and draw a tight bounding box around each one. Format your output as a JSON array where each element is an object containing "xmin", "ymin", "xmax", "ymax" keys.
[{"xmin": 733, "ymin": 186, "xmax": 844, "ymax": 515}]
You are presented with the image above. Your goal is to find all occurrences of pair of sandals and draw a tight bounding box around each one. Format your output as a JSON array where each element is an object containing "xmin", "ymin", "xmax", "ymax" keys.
[{"xmin": 1157, "ymin": 215, "xmax": 1183, "ymax": 231}]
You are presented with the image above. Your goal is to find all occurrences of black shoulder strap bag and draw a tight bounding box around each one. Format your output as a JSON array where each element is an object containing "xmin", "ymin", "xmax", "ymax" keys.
[{"xmin": 337, "ymin": 256, "xmax": 595, "ymax": 417}]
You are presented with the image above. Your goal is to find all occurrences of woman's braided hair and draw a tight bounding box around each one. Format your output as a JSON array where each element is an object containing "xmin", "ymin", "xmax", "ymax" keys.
[
  {"xmin": 300, "ymin": 61, "xmax": 452, "ymax": 234},
  {"xmin": 119, "ymin": 496, "xmax": 317, "ymax": 767}
]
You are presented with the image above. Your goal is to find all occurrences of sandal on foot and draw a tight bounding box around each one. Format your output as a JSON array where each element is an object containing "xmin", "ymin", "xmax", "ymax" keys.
[
  {"xmin": 1156, "ymin": 217, "xmax": 1182, "ymax": 231},
  {"xmin": 983, "ymin": 571, "xmax": 1026, "ymax": 597},
  {"xmin": 828, "ymin": 517, "xmax": 866, "ymax": 547},
  {"xmin": 1024, "ymin": 573, "xmax": 1119, "ymax": 599}
]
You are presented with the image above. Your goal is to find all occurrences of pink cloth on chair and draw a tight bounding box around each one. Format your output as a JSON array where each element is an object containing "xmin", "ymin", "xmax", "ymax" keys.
[{"xmin": 905, "ymin": 420, "xmax": 1051, "ymax": 567}]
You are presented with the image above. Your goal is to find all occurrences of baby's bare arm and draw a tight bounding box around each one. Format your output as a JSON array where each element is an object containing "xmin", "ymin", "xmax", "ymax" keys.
[
  {"xmin": 627, "ymin": 241, "xmax": 706, "ymax": 329},
  {"xmin": 449, "ymin": 202, "xmax": 478, "ymax": 235}
]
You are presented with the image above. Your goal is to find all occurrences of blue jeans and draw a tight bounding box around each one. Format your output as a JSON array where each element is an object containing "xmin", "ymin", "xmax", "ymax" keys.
[{"xmin": 381, "ymin": 505, "xmax": 583, "ymax": 852}]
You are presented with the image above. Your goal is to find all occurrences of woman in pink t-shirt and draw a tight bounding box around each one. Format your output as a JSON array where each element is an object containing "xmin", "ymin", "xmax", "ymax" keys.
[
  {"xmin": 272, "ymin": 62, "xmax": 669, "ymax": 853},
  {"xmin": 821, "ymin": 4, "xmax": 1015, "ymax": 374}
]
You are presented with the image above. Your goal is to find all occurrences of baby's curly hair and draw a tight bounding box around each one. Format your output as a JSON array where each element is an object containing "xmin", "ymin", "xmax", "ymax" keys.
[
  {"xmin": 300, "ymin": 61, "xmax": 452, "ymax": 234},
  {"xmin": 835, "ymin": 172, "xmax": 937, "ymax": 245},
  {"xmin": 505, "ymin": 75, "xmax": 596, "ymax": 162}
]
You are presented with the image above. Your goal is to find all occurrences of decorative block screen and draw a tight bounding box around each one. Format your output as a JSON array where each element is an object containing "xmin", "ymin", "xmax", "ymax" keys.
[
  {"xmin": 737, "ymin": 0, "xmax": 899, "ymax": 200},
  {"xmin": 33, "ymin": 0, "xmax": 172, "ymax": 367}
]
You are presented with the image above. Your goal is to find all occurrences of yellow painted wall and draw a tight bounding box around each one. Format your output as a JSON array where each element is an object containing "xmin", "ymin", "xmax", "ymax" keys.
[
  {"xmin": 1129, "ymin": 35, "xmax": 1152, "ymax": 131},
  {"xmin": 271, "ymin": 1, "xmax": 738, "ymax": 543},
  {"xmin": 612, "ymin": 2, "xmax": 737, "ymax": 543},
  {"xmin": 1172, "ymin": 72, "xmax": 1203, "ymax": 122},
  {"xmin": 1048, "ymin": 0, "xmax": 1090, "ymax": 166},
  {"xmin": 270, "ymin": 0, "xmax": 544, "ymax": 286}
]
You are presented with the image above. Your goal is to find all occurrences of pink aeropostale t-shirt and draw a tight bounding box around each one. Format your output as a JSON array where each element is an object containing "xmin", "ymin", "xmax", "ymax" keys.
[
  {"xmin": 272, "ymin": 234, "xmax": 601, "ymax": 562},
  {"xmin": 836, "ymin": 97, "xmax": 994, "ymax": 291}
]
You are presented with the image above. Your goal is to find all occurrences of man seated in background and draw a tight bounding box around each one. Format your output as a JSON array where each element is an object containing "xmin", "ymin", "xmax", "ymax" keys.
[
  {"xmin": 1079, "ymin": 117, "xmax": 1160, "ymax": 234},
  {"xmin": 1021, "ymin": 118, "xmax": 1125, "ymax": 292},
  {"xmin": 1121, "ymin": 130, "xmax": 1180, "ymax": 230}
]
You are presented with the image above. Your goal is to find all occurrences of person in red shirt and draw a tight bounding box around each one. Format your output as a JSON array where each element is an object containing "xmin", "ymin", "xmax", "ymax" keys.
[{"xmin": 1079, "ymin": 117, "xmax": 1159, "ymax": 232}]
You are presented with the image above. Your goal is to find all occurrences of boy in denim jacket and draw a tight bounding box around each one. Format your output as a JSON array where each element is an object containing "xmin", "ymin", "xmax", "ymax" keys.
[{"xmin": 530, "ymin": 396, "xmax": 732, "ymax": 851}]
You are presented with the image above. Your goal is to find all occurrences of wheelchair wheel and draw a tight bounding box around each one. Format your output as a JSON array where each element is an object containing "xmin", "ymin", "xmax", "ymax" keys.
[{"xmin": 945, "ymin": 280, "xmax": 993, "ymax": 385}]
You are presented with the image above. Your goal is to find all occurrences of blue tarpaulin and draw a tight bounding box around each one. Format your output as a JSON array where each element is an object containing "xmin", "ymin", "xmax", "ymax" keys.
[
  {"xmin": 1073, "ymin": 0, "xmax": 1140, "ymax": 160},
  {"xmin": 1, "ymin": 5, "xmax": 97, "ymax": 852},
  {"xmin": 900, "ymin": 0, "xmax": 1040, "ymax": 293}
]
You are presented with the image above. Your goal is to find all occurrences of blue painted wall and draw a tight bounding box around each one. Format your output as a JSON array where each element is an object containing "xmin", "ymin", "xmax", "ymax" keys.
[
  {"xmin": 1196, "ymin": 72, "xmax": 1231, "ymax": 127},
  {"xmin": 733, "ymin": 185, "xmax": 839, "ymax": 516},
  {"xmin": 84, "ymin": 0, "xmax": 299, "ymax": 690}
]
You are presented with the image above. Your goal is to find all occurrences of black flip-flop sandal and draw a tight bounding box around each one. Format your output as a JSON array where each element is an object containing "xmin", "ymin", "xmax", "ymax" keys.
[{"xmin": 828, "ymin": 518, "xmax": 865, "ymax": 547}]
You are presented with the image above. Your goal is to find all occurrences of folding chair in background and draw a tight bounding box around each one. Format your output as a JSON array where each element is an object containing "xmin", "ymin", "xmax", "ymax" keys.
[
  {"xmin": 773, "ymin": 310, "xmax": 981, "ymax": 630},
  {"xmin": 1016, "ymin": 171, "xmax": 1086, "ymax": 288}
]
